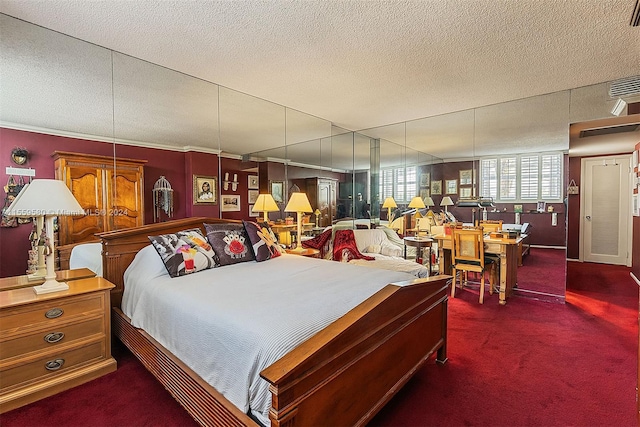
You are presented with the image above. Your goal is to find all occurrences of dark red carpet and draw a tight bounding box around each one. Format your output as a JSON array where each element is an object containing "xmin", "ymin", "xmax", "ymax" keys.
[{"xmin": 2, "ymin": 254, "xmax": 636, "ymax": 427}]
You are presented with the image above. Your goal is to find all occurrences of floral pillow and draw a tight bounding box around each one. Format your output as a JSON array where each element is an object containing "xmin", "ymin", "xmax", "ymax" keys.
[
  {"xmin": 204, "ymin": 222, "xmax": 255, "ymax": 266},
  {"xmin": 243, "ymin": 220, "xmax": 282, "ymax": 262},
  {"xmin": 148, "ymin": 228, "xmax": 217, "ymax": 278}
]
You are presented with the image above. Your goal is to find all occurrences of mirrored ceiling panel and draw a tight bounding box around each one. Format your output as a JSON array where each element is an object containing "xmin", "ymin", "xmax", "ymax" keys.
[
  {"xmin": 112, "ymin": 52, "xmax": 219, "ymax": 150},
  {"xmin": 0, "ymin": 14, "xmax": 113, "ymax": 139},
  {"xmin": 219, "ymin": 87, "xmax": 285, "ymax": 155}
]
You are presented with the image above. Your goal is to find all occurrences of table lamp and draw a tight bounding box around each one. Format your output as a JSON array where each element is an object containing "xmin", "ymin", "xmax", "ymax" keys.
[
  {"xmin": 5, "ymin": 179, "xmax": 85, "ymax": 294},
  {"xmin": 382, "ymin": 197, "xmax": 397, "ymax": 222},
  {"xmin": 440, "ymin": 196, "xmax": 454, "ymax": 214},
  {"xmin": 423, "ymin": 196, "xmax": 435, "ymax": 210},
  {"xmin": 314, "ymin": 208, "xmax": 321, "ymax": 227},
  {"xmin": 408, "ymin": 196, "xmax": 426, "ymax": 218},
  {"xmin": 284, "ymin": 192, "xmax": 313, "ymax": 253},
  {"xmin": 252, "ymin": 193, "xmax": 279, "ymax": 222}
]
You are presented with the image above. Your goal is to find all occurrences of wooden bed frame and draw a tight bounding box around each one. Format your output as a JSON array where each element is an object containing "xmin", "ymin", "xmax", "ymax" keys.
[{"xmin": 98, "ymin": 217, "xmax": 451, "ymax": 427}]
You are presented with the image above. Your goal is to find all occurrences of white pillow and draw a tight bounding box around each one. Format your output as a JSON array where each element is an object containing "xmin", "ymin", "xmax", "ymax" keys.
[
  {"xmin": 364, "ymin": 244, "xmax": 382, "ymax": 254},
  {"xmin": 124, "ymin": 244, "xmax": 169, "ymax": 284},
  {"xmin": 380, "ymin": 244, "xmax": 402, "ymax": 258}
]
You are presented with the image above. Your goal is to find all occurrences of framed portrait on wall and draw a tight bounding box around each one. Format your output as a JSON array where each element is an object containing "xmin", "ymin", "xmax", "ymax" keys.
[
  {"xmin": 249, "ymin": 204, "xmax": 259, "ymax": 217},
  {"xmin": 221, "ymin": 195, "xmax": 241, "ymax": 212},
  {"xmin": 459, "ymin": 169, "xmax": 473, "ymax": 186},
  {"xmin": 193, "ymin": 175, "xmax": 217, "ymax": 205},
  {"xmin": 431, "ymin": 180, "xmax": 442, "ymax": 195},
  {"xmin": 446, "ymin": 179, "xmax": 457, "ymax": 195},
  {"xmin": 419, "ymin": 173, "xmax": 430, "ymax": 188},
  {"xmin": 420, "ymin": 188, "xmax": 430, "ymax": 199},
  {"xmin": 248, "ymin": 189, "xmax": 259, "ymax": 204},
  {"xmin": 460, "ymin": 187, "xmax": 472, "ymax": 198},
  {"xmin": 271, "ymin": 181, "xmax": 284, "ymax": 203},
  {"xmin": 248, "ymin": 175, "xmax": 259, "ymax": 189}
]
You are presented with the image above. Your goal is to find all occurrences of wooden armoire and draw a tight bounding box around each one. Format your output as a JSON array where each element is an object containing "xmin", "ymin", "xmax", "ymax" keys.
[
  {"xmin": 52, "ymin": 151, "xmax": 146, "ymax": 268},
  {"xmin": 305, "ymin": 178, "xmax": 337, "ymax": 227}
]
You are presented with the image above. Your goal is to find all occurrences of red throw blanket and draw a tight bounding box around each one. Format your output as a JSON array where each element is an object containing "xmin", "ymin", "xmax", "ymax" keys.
[{"xmin": 332, "ymin": 229, "xmax": 374, "ymax": 263}]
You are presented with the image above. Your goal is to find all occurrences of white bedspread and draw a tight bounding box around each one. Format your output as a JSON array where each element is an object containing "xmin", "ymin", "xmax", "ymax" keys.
[
  {"xmin": 349, "ymin": 253, "xmax": 430, "ymax": 278},
  {"xmin": 122, "ymin": 247, "xmax": 416, "ymax": 425}
]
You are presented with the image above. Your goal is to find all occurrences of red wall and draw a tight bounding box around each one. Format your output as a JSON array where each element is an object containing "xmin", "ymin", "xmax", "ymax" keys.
[{"xmin": 0, "ymin": 127, "xmax": 217, "ymax": 278}]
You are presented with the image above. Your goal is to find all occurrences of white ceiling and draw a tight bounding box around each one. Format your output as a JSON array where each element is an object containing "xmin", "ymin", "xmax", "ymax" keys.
[{"xmin": 1, "ymin": 0, "xmax": 639, "ymax": 160}]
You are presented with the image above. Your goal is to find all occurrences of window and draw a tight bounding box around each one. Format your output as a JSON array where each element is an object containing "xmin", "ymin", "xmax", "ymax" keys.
[
  {"xmin": 480, "ymin": 152, "xmax": 563, "ymax": 202},
  {"xmin": 379, "ymin": 166, "xmax": 417, "ymax": 203}
]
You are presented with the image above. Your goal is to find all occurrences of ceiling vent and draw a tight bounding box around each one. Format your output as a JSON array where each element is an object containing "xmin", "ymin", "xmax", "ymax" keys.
[
  {"xmin": 579, "ymin": 123, "xmax": 640, "ymax": 138},
  {"xmin": 609, "ymin": 75, "xmax": 640, "ymax": 98}
]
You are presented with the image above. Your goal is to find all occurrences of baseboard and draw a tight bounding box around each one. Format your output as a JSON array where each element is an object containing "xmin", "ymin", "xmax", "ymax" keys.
[
  {"xmin": 530, "ymin": 245, "xmax": 566, "ymax": 250},
  {"xmin": 566, "ymin": 258, "xmax": 581, "ymax": 262},
  {"xmin": 631, "ymin": 272, "xmax": 640, "ymax": 287}
]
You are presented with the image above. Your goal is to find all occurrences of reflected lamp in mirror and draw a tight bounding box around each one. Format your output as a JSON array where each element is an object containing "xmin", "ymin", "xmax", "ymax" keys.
[
  {"xmin": 382, "ymin": 197, "xmax": 397, "ymax": 222},
  {"xmin": 252, "ymin": 194, "xmax": 279, "ymax": 222},
  {"xmin": 440, "ymin": 196, "xmax": 454, "ymax": 214},
  {"xmin": 408, "ymin": 196, "xmax": 426, "ymax": 219},
  {"xmin": 314, "ymin": 208, "xmax": 321, "ymax": 227},
  {"xmin": 5, "ymin": 179, "xmax": 84, "ymax": 294},
  {"xmin": 423, "ymin": 196, "xmax": 435, "ymax": 209},
  {"xmin": 284, "ymin": 192, "xmax": 313, "ymax": 253}
]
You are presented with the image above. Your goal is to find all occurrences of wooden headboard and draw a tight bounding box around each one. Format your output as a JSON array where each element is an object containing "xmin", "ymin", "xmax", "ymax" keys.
[{"xmin": 97, "ymin": 217, "xmax": 241, "ymax": 307}]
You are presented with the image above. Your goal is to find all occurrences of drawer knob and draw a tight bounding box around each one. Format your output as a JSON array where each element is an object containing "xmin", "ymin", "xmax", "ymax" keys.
[
  {"xmin": 44, "ymin": 308, "xmax": 64, "ymax": 319},
  {"xmin": 44, "ymin": 332, "xmax": 65, "ymax": 344},
  {"xmin": 45, "ymin": 358, "xmax": 65, "ymax": 371}
]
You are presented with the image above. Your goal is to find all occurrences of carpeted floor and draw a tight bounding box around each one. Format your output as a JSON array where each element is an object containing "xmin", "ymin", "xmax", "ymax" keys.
[{"xmin": 2, "ymin": 253, "xmax": 636, "ymax": 427}]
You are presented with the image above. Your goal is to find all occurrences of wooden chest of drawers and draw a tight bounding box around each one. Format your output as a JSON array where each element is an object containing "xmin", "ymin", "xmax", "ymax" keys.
[{"xmin": 0, "ymin": 277, "xmax": 117, "ymax": 413}]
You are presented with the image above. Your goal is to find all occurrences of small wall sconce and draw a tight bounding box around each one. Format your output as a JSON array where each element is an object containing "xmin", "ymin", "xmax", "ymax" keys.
[{"xmin": 223, "ymin": 173, "xmax": 239, "ymax": 191}]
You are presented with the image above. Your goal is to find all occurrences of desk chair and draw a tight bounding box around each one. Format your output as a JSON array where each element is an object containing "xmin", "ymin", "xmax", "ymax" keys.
[
  {"xmin": 450, "ymin": 226, "xmax": 497, "ymax": 304},
  {"xmin": 476, "ymin": 219, "xmax": 503, "ymax": 233}
]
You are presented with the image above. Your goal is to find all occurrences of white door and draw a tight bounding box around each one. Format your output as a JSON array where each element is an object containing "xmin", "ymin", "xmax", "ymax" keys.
[{"xmin": 581, "ymin": 155, "xmax": 631, "ymax": 265}]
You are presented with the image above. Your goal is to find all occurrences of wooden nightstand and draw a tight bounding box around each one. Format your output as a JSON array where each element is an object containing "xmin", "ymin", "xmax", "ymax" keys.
[
  {"xmin": 0, "ymin": 268, "xmax": 96, "ymax": 292},
  {"xmin": 285, "ymin": 248, "xmax": 321, "ymax": 258},
  {"xmin": 0, "ymin": 277, "xmax": 117, "ymax": 413}
]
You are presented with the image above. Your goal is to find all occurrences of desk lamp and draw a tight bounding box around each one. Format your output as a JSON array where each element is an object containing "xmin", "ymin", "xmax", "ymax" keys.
[
  {"xmin": 440, "ymin": 196, "xmax": 454, "ymax": 214},
  {"xmin": 408, "ymin": 196, "xmax": 426, "ymax": 218},
  {"xmin": 252, "ymin": 193, "xmax": 279, "ymax": 222},
  {"xmin": 284, "ymin": 192, "xmax": 313, "ymax": 253},
  {"xmin": 6, "ymin": 179, "xmax": 84, "ymax": 294},
  {"xmin": 382, "ymin": 197, "xmax": 397, "ymax": 222}
]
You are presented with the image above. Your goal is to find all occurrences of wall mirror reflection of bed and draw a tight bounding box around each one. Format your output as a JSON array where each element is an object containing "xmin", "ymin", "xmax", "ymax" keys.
[{"xmin": 2, "ymin": 11, "xmax": 638, "ymax": 425}]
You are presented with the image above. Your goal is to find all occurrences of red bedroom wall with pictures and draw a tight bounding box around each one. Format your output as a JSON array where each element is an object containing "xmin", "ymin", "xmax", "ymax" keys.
[{"xmin": 0, "ymin": 127, "xmax": 198, "ymax": 278}]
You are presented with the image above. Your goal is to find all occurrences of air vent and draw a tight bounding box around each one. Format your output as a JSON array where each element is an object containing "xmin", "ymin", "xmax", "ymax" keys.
[
  {"xmin": 609, "ymin": 75, "xmax": 640, "ymax": 98},
  {"xmin": 579, "ymin": 123, "xmax": 640, "ymax": 138}
]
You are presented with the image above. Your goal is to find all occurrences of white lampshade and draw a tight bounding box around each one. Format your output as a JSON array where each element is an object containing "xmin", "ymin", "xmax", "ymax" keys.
[
  {"xmin": 284, "ymin": 192, "xmax": 313, "ymax": 213},
  {"xmin": 440, "ymin": 196, "xmax": 454, "ymax": 207},
  {"xmin": 408, "ymin": 196, "xmax": 426, "ymax": 209},
  {"xmin": 382, "ymin": 197, "xmax": 397, "ymax": 209},
  {"xmin": 252, "ymin": 193, "xmax": 279, "ymax": 221},
  {"xmin": 6, "ymin": 179, "xmax": 84, "ymax": 294},
  {"xmin": 423, "ymin": 196, "xmax": 435, "ymax": 208}
]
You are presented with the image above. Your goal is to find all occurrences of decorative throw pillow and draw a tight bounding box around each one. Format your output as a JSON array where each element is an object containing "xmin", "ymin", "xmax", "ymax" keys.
[
  {"xmin": 148, "ymin": 228, "xmax": 217, "ymax": 278},
  {"xmin": 243, "ymin": 220, "xmax": 282, "ymax": 262},
  {"xmin": 204, "ymin": 222, "xmax": 255, "ymax": 266}
]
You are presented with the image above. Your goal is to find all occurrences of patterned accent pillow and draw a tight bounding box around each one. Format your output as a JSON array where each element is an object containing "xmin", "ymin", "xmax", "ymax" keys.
[
  {"xmin": 243, "ymin": 220, "xmax": 282, "ymax": 262},
  {"xmin": 148, "ymin": 228, "xmax": 217, "ymax": 278},
  {"xmin": 204, "ymin": 222, "xmax": 255, "ymax": 266}
]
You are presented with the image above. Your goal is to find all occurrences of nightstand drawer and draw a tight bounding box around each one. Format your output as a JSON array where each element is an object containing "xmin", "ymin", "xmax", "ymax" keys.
[
  {"xmin": 0, "ymin": 293, "xmax": 104, "ymax": 334},
  {"xmin": 0, "ymin": 341, "xmax": 104, "ymax": 390},
  {"xmin": 0, "ymin": 317, "xmax": 104, "ymax": 361}
]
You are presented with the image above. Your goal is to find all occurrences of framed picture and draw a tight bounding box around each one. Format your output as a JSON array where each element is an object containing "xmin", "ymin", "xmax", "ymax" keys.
[
  {"xmin": 460, "ymin": 187, "xmax": 472, "ymax": 198},
  {"xmin": 271, "ymin": 181, "xmax": 284, "ymax": 203},
  {"xmin": 537, "ymin": 201, "xmax": 546, "ymax": 213},
  {"xmin": 248, "ymin": 175, "xmax": 259, "ymax": 189},
  {"xmin": 248, "ymin": 189, "xmax": 259, "ymax": 204},
  {"xmin": 193, "ymin": 175, "xmax": 217, "ymax": 205},
  {"xmin": 459, "ymin": 169, "xmax": 473, "ymax": 186},
  {"xmin": 419, "ymin": 188, "xmax": 430, "ymax": 199},
  {"xmin": 221, "ymin": 194, "xmax": 241, "ymax": 212},
  {"xmin": 419, "ymin": 172, "xmax": 430, "ymax": 188},
  {"xmin": 249, "ymin": 204, "xmax": 259, "ymax": 217},
  {"xmin": 446, "ymin": 179, "xmax": 457, "ymax": 195},
  {"xmin": 431, "ymin": 180, "xmax": 442, "ymax": 195}
]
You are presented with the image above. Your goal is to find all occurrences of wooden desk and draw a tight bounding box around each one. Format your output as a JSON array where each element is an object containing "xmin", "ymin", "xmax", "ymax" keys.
[
  {"xmin": 0, "ymin": 268, "xmax": 96, "ymax": 292},
  {"xmin": 434, "ymin": 234, "xmax": 523, "ymax": 305}
]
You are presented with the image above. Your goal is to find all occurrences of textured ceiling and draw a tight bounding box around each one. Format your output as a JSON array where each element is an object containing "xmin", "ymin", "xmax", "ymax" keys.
[{"xmin": 1, "ymin": 0, "xmax": 639, "ymax": 160}]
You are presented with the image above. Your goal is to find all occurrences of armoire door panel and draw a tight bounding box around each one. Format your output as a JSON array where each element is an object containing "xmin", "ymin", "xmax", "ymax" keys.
[
  {"xmin": 108, "ymin": 170, "xmax": 143, "ymax": 230},
  {"xmin": 60, "ymin": 166, "xmax": 105, "ymax": 245}
]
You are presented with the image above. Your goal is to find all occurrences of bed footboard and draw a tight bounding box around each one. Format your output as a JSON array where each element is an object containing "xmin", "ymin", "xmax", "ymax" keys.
[{"xmin": 260, "ymin": 274, "xmax": 450, "ymax": 427}]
